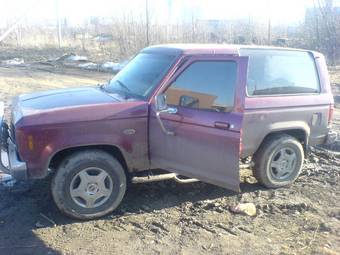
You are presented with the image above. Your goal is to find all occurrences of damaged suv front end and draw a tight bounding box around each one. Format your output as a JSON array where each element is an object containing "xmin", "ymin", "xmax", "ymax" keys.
[{"xmin": 0, "ymin": 101, "xmax": 27, "ymax": 181}]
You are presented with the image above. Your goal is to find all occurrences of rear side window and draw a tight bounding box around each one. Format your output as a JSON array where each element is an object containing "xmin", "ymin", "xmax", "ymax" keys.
[
  {"xmin": 240, "ymin": 49, "xmax": 320, "ymax": 96},
  {"xmin": 165, "ymin": 61, "xmax": 237, "ymax": 112}
]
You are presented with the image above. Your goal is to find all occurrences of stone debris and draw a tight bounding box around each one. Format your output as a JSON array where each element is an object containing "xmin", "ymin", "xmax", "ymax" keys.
[
  {"xmin": 230, "ymin": 203, "xmax": 257, "ymax": 217},
  {"xmin": 245, "ymin": 176, "xmax": 257, "ymax": 184}
]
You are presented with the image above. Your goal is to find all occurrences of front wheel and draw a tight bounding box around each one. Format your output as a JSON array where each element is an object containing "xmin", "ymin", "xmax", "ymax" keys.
[
  {"xmin": 254, "ymin": 134, "xmax": 304, "ymax": 188},
  {"xmin": 51, "ymin": 150, "xmax": 126, "ymax": 220}
]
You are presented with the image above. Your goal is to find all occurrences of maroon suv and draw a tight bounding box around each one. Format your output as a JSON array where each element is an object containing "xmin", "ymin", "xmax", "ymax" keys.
[{"xmin": 0, "ymin": 44, "xmax": 336, "ymax": 219}]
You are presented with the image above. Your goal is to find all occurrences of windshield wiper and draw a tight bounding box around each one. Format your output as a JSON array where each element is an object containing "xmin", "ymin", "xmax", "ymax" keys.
[
  {"xmin": 98, "ymin": 83, "xmax": 106, "ymax": 90},
  {"xmin": 115, "ymin": 80, "xmax": 131, "ymax": 93}
]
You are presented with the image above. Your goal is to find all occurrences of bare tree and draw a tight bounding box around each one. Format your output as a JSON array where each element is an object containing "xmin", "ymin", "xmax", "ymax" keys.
[
  {"xmin": 315, "ymin": 0, "xmax": 338, "ymax": 65},
  {"xmin": 145, "ymin": 0, "xmax": 150, "ymax": 46}
]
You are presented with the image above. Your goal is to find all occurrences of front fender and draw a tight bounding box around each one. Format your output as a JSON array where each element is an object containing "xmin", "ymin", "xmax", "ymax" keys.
[{"xmin": 18, "ymin": 118, "xmax": 149, "ymax": 178}]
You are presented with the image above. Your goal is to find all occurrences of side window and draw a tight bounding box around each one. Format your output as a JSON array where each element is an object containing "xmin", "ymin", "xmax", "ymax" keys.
[
  {"xmin": 165, "ymin": 61, "xmax": 237, "ymax": 112},
  {"xmin": 240, "ymin": 49, "xmax": 320, "ymax": 96}
]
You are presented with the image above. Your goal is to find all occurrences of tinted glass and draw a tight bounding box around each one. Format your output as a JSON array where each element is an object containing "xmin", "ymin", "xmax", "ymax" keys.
[
  {"xmin": 165, "ymin": 61, "xmax": 237, "ymax": 112},
  {"xmin": 105, "ymin": 53, "xmax": 178, "ymax": 98},
  {"xmin": 240, "ymin": 49, "xmax": 320, "ymax": 96}
]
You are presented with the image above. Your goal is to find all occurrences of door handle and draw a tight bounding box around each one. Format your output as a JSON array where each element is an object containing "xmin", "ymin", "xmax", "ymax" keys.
[{"xmin": 214, "ymin": 121, "xmax": 230, "ymax": 130}]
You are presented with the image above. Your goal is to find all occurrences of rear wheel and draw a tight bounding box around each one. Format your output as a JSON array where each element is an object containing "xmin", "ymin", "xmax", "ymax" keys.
[
  {"xmin": 254, "ymin": 134, "xmax": 304, "ymax": 188},
  {"xmin": 51, "ymin": 150, "xmax": 126, "ymax": 220}
]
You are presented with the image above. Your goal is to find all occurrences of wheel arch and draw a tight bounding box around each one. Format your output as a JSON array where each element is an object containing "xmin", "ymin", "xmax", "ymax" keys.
[
  {"xmin": 255, "ymin": 127, "xmax": 309, "ymax": 158},
  {"xmin": 48, "ymin": 144, "xmax": 130, "ymax": 176}
]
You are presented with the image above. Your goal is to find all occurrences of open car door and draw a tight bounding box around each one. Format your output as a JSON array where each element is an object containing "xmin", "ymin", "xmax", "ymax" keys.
[{"xmin": 149, "ymin": 55, "xmax": 248, "ymax": 191}]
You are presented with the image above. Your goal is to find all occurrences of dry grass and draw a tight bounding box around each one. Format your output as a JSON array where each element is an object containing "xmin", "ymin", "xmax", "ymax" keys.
[{"xmin": 0, "ymin": 64, "xmax": 111, "ymax": 106}]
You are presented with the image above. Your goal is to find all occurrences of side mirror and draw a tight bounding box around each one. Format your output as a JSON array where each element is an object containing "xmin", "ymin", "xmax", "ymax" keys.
[
  {"xmin": 155, "ymin": 94, "xmax": 168, "ymax": 111},
  {"xmin": 154, "ymin": 94, "xmax": 177, "ymax": 136}
]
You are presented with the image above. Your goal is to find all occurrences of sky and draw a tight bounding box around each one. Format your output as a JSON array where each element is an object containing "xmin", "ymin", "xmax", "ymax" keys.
[{"xmin": 0, "ymin": 0, "xmax": 339, "ymax": 28}]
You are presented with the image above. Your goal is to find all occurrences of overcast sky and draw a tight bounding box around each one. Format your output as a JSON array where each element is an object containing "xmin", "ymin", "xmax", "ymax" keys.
[{"xmin": 0, "ymin": 0, "xmax": 339, "ymax": 27}]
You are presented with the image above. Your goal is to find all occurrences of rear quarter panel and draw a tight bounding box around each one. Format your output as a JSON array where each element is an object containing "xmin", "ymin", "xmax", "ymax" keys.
[{"xmin": 241, "ymin": 52, "xmax": 333, "ymax": 158}]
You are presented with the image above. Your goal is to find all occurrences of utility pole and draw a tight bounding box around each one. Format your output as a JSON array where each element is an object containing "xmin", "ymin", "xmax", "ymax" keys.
[
  {"xmin": 267, "ymin": 0, "xmax": 271, "ymax": 45},
  {"xmin": 145, "ymin": 0, "xmax": 150, "ymax": 46},
  {"xmin": 56, "ymin": 0, "xmax": 62, "ymax": 48},
  {"xmin": 267, "ymin": 17, "xmax": 271, "ymax": 45}
]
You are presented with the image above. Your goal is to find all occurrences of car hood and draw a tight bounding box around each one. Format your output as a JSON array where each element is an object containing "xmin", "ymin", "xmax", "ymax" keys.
[
  {"xmin": 11, "ymin": 87, "xmax": 146, "ymax": 126},
  {"xmin": 18, "ymin": 86, "xmax": 120, "ymax": 110}
]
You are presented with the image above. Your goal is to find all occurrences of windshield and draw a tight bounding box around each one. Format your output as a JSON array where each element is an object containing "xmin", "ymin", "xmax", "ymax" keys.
[{"xmin": 104, "ymin": 52, "xmax": 178, "ymax": 99}]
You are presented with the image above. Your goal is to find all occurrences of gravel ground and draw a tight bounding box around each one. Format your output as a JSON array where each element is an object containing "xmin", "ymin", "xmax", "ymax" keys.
[{"xmin": 0, "ymin": 57, "xmax": 339, "ymax": 255}]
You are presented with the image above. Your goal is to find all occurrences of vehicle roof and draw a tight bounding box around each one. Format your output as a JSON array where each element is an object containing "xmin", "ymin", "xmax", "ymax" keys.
[{"xmin": 142, "ymin": 43, "xmax": 314, "ymax": 56}]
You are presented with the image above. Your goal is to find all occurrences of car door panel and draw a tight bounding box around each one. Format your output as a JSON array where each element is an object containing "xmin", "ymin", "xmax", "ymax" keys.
[{"xmin": 149, "ymin": 56, "xmax": 248, "ymax": 191}]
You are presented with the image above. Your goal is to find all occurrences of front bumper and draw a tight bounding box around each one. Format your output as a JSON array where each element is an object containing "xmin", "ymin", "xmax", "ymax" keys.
[{"xmin": 0, "ymin": 102, "xmax": 27, "ymax": 180}]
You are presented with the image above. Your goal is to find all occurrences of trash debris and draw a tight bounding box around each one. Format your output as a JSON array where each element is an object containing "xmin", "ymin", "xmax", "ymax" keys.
[
  {"xmin": 101, "ymin": 61, "xmax": 127, "ymax": 73},
  {"xmin": 78, "ymin": 62, "xmax": 98, "ymax": 70},
  {"xmin": 56, "ymin": 54, "xmax": 88, "ymax": 62},
  {"xmin": 47, "ymin": 53, "xmax": 128, "ymax": 73},
  {"xmin": 230, "ymin": 203, "xmax": 257, "ymax": 216},
  {"xmin": 1, "ymin": 58, "xmax": 24, "ymax": 66},
  {"xmin": 65, "ymin": 55, "xmax": 88, "ymax": 62}
]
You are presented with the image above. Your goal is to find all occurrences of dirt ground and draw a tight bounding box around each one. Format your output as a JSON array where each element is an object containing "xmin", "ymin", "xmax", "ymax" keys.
[{"xmin": 0, "ymin": 52, "xmax": 339, "ymax": 255}]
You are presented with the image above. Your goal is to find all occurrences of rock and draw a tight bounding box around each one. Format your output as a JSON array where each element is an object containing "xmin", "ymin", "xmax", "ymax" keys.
[
  {"xmin": 255, "ymin": 190, "xmax": 262, "ymax": 197},
  {"xmin": 202, "ymin": 200, "xmax": 220, "ymax": 210},
  {"xmin": 149, "ymin": 225, "xmax": 161, "ymax": 234},
  {"xmin": 215, "ymin": 207, "xmax": 224, "ymax": 213},
  {"xmin": 151, "ymin": 221, "xmax": 169, "ymax": 232},
  {"xmin": 319, "ymin": 222, "xmax": 332, "ymax": 232},
  {"xmin": 245, "ymin": 176, "xmax": 257, "ymax": 184},
  {"xmin": 311, "ymin": 156, "xmax": 320, "ymax": 163},
  {"xmin": 230, "ymin": 203, "xmax": 257, "ymax": 217}
]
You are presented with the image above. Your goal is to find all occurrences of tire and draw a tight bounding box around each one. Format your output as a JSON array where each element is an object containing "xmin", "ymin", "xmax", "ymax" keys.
[
  {"xmin": 254, "ymin": 134, "xmax": 304, "ymax": 188},
  {"xmin": 51, "ymin": 150, "xmax": 126, "ymax": 220}
]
